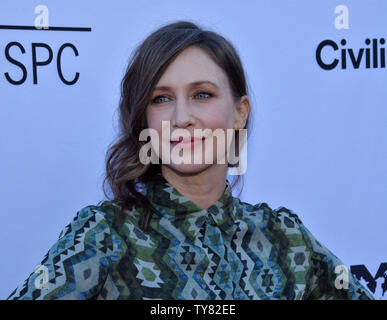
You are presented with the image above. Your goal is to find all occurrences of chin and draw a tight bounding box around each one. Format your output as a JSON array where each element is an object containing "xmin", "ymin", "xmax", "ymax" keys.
[{"xmin": 164, "ymin": 163, "xmax": 213, "ymax": 176}]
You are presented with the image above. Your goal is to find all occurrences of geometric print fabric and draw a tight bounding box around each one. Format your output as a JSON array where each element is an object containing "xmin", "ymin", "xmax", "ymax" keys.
[{"xmin": 7, "ymin": 172, "xmax": 374, "ymax": 300}]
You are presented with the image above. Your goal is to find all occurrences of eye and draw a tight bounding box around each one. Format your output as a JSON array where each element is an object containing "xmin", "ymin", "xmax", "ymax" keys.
[
  {"xmin": 151, "ymin": 91, "xmax": 213, "ymax": 104},
  {"xmin": 151, "ymin": 95, "xmax": 170, "ymax": 104},
  {"xmin": 194, "ymin": 91, "xmax": 212, "ymax": 100}
]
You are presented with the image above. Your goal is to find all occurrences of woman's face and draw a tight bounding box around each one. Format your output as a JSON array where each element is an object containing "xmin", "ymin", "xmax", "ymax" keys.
[{"xmin": 145, "ymin": 45, "xmax": 249, "ymax": 175}]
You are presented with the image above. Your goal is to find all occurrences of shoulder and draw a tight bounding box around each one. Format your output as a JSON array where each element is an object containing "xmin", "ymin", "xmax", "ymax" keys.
[
  {"xmin": 55, "ymin": 201, "xmax": 128, "ymax": 258},
  {"xmin": 233, "ymin": 198, "xmax": 303, "ymax": 233},
  {"xmin": 91, "ymin": 200, "xmax": 151, "ymax": 247},
  {"xmin": 234, "ymin": 199, "xmax": 331, "ymax": 254},
  {"xmin": 57, "ymin": 201, "xmax": 116, "ymax": 240},
  {"xmin": 7, "ymin": 201, "xmax": 127, "ymax": 300},
  {"xmin": 233, "ymin": 200, "xmax": 374, "ymax": 299},
  {"xmin": 64, "ymin": 200, "xmax": 142, "ymax": 233},
  {"xmin": 54, "ymin": 201, "xmax": 131, "ymax": 265},
  {"xmin": 233, "ymin": 199, "xmax": 336, "ymax": 272}
]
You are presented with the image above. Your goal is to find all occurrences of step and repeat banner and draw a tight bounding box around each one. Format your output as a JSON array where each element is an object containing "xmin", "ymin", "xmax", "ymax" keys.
[{"xmin": 0, "ymin": 1, "xmax": 386, "ymax": 299}]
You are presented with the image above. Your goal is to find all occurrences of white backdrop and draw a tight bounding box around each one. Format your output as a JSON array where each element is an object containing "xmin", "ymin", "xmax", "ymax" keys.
[{"xmin": 0, "ymin": 0, "xmax": 386, "ymax": 299}]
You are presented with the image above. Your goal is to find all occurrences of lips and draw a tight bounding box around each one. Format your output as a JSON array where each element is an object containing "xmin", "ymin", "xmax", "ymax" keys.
[{"xmin": 170, "ymin": 136, "xmax": 205, "ymax": 148}]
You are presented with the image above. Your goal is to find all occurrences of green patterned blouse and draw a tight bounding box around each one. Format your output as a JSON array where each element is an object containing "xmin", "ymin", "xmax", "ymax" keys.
[{"xmin": 8, "ymin": 173, "xmax": 373, "ymax": 300}]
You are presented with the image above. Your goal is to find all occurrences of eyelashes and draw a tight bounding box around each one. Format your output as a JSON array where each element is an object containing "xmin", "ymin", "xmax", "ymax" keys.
[{"xmin": 151, "ymin": 91, "xmax": 213, "ymax": 105}]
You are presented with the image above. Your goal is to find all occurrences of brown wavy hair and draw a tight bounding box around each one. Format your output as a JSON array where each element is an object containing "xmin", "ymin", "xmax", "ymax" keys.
[{"xmin": 103, "ymin": 20, "xmax": 253, "ymax": 231}]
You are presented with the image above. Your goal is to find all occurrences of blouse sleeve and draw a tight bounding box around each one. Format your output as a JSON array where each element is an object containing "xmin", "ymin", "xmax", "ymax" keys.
[
  {"xmin": 7, "ymin": 205, "xmax": 118, "ymax": 300},
  {"xmin": 274, "ymin": 206, "xmax": 375, "ymax": 300}
]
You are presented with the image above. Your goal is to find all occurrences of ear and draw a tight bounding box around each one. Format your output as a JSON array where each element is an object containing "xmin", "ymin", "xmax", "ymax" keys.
[{"xmin": 233, "ymin": 95, "xmax": 250, "ymax": 130}]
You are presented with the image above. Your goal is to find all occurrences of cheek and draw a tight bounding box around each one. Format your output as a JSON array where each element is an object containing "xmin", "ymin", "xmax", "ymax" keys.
[
  {"xmin": 202, "ymin": 108, "xmax": 235, "ymax": 157},
  {"xmin": 146, "ymin": 106, "xmax": 176, "ymax": 131},
  {"xmin": 201, "ymin": 98, "xmax": 236, "ymax": 130},
  {"xmin": 202, "ymin": 111, "xmax": 233, "ymax": 131},
  {"xmin": 146, "ymin": 109, "xmax": 163, "ymax": 133}
]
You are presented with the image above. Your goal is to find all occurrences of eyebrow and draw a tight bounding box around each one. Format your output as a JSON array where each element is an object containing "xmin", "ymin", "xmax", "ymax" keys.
[{"xmin": 154, "ymin": 80, "xmax": 219, "ymax": 91}]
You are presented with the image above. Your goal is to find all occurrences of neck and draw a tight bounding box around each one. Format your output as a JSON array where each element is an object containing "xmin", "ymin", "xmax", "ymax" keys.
[{"xmin": 161, "ymin": 164, "xmax": 228, "ymax": 210}]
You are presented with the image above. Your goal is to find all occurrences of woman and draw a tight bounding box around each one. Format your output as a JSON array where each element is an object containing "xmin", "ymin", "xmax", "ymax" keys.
[{"xmin": 7, "ymin": 20, "xmax": 373, "ymax": 300}]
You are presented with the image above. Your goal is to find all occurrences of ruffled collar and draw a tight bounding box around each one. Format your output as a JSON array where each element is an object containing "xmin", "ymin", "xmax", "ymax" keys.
[{"xmin": 145, "ymin": 172, "xmax": 236, "ymax": 241}]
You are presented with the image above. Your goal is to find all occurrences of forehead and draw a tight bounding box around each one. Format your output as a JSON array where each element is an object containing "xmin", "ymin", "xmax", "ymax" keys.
[{"xmin": 155, "ymin": 46, "xmax": 228, "ymax": 88}]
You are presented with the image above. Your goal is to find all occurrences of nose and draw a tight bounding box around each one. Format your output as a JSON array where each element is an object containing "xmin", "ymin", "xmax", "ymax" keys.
[{"xmin": 171, "ymin": 97, "xmax": 195, "ymax": 128}]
